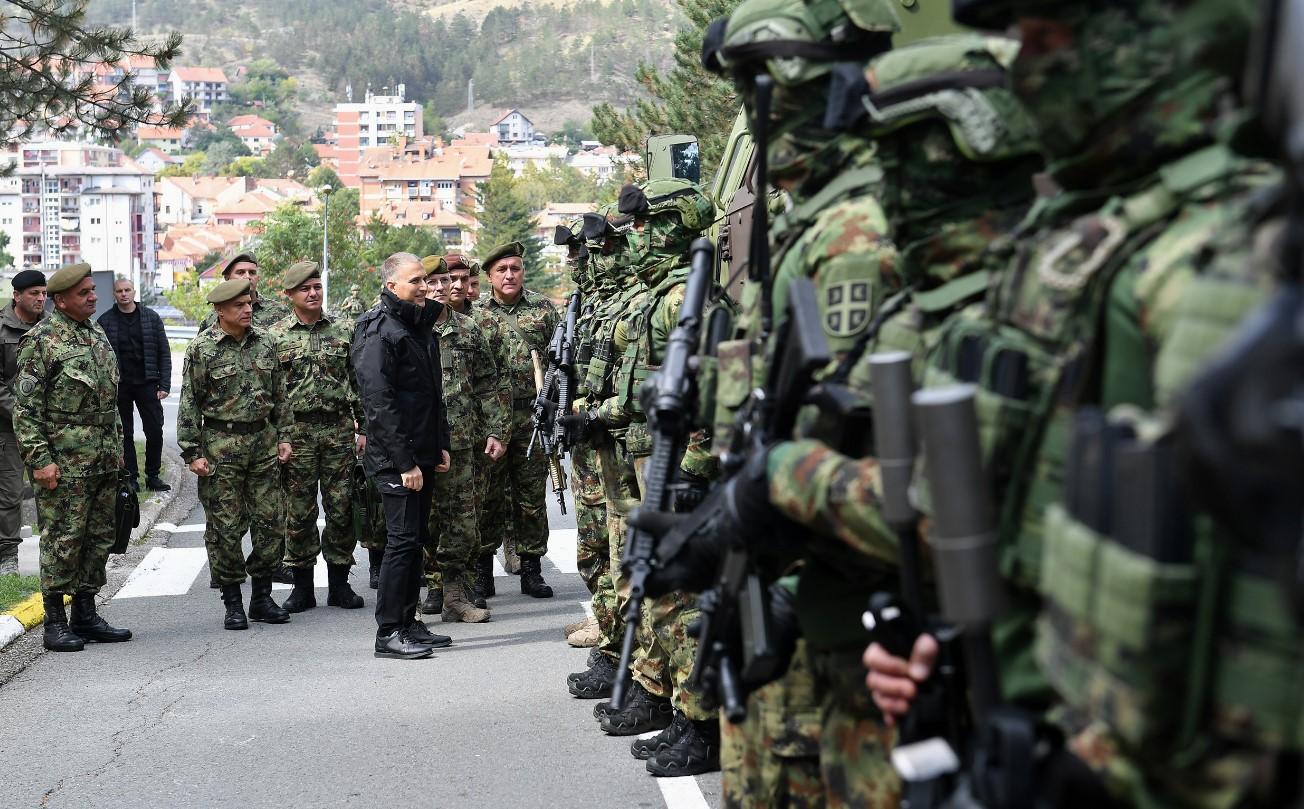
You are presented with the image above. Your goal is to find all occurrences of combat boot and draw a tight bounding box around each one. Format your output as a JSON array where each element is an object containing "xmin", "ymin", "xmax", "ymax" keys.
[
  {"xmin": 0, "ymin": 547, "xmax": 18, "ymax": 576},
  {"xmin": 326, "ymin": 563, "xmax": 364, "ymax": 608},
  {"xmin": 441, "ymin": 579, "xmax": 490, "ymax": 623},
  {"xmin": 420, "ymin": 585, "xmax": 443, "ymax": 615},
  {"xmin": 632, "ymin": 712, "xmax": 690, "ymax": 760},
  {"xmin": 368, "ymin": 548, "xmax": 384, "ymax": 589},
  {"xmin": 519, "ymin": 554, "xmax": 553, "ymax": 599},
  {"xmin": 502, "ymin": 537, "xmax": 521, "ymax": 574},
  {"xmin": 599, "ymin": 681, "xmax": 673, "ymax": 736},
  {"xmin": 563, "ymin": 616, "xmax": 590, "ymax": 637},
  {"xmin": 42, "ymin": 595, "xmax": 84, "ymax": 652},
  {"xmin": 464, "ymin": 571, "xmax": 488, "ymax": 609},
  {"xmin": 281, "ymin": 566, "xmax": 317, "ymax": 613},
  {"xmin": 272, "ymin": 563, "xmax": 296, "ymax": 585},
  {"xmin": 478, "ymin": 552, "xmax": 496, "ymax": 597},
  {"xmin": 646, "ymin": 718, "xmax": 720, "ymax": 776},
  {"xmin": 567, "ymin": 652, "xmax": 616, "ymax": 699},
  {"xmin": 247, "ymin": 577, "xmax": 290, "ymax": 624},
  {"xmin": 69, "ymin": 592, "xmax": 132, "ymax": 643},
  {"xmin": 567, "ymin": 617, "xmax": 600, "ymax": 648},
  {"xmin": 220, "ymin": 584, "xmax": 248, "ymax": 630}
]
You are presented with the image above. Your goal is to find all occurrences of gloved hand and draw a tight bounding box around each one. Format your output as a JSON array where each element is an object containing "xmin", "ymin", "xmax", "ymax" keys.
[
  {"xmin": 670, "ymin": 470, "xmax": 711, "ymax": 512},
  {"xmin": 558, "ymin": 410, "xmax": 601, "ymax": 444}
]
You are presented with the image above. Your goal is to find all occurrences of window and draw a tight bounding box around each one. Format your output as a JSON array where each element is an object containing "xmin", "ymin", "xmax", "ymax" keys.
[
  {"xmin": 90, "ymin": 218, "xmax": 101, "ymax": 225},
  {"xmin": 436, "ymin": 180, "xmax": 454, "ymax": 190}
]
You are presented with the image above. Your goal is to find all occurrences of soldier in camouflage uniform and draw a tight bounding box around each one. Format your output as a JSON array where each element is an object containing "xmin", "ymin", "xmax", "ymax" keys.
[
  {"xmin": 180, "ymin": 278, "xmax": 295, "ymax": 631},
  {"xmin": 0, "ymin": 270, "xmax": 46, "ymax": 578},
  {"xmin": 199, "ymin": 252, "xmax": 292, "ymax": 333},
  {"xmin": 271, "ymin": 261, "xmax": 367, "ymax": 614},
  {"xmin": 15, "ymin": 263, "xmax": 132, "ymax": 653},
  {"xmin": 478, "ymin": 241, "xmax": 561, "ymax": 599},
  {"xmin": 336, "ymin": 284, "xmax": 367, "ymax": 321},
  {"xmin": 418, "ymin": 256, "xmax": 507, "ymax": 623}
]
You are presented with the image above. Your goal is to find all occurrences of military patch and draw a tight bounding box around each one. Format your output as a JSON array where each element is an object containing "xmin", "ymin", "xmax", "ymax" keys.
[
  {"xmin": 824, "ymin": 279, "xmax": 872, "ymax": 338},
  {"xmin": 16, "ymin": 372, "xmax": 38, "ymax": 397}
]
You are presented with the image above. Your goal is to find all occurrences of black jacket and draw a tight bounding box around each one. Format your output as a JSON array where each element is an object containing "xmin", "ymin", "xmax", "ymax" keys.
[
  {"xmin": 97, "ymin": 304, "xmax": 172, "ymax": 391},
  {"xmin": 351, "ymin": 289, "xmax": 451, "ymax": 477}
]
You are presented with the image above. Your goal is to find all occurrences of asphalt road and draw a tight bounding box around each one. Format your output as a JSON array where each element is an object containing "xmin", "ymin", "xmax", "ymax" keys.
[{"xmin": 0, "ymin": 378, "xmax": 725, "ymax": 808}]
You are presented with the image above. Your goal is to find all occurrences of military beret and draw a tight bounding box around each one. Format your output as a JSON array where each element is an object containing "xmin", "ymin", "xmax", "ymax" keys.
[
  {"xmin": 47, "ymin": 262, "xmax": 92, "ymax": 294},
  {"xmin": 206, "ymin": 278, "xmax": 252, "ymax": 304},
  {"xmin": 442, "ymin": 254, "xmax": 472, "ymax": 272},
  {"xmin": 219, "ymin": 251, "xmax": 257, "ymax": 277},
  {"xmin": 421, "ymin": 255, "xmax": 447, "ymax": 274},
  {"xmin": 11, "ymin": 270, "xmax": 47, "ymax": 291},
  {"xmin": 482, "ymin": 242, "xmax": 524, "ymax": 272},
  {"xmin": 281, "ymin": 260, "xmax": 320, "ymax": 290}
]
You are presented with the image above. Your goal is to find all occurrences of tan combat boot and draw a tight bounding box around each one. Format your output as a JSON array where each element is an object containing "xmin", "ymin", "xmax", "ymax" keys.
[
  {"xmin": 563, "ymin": 616, "xmax": 590, "ymax": 637},
  {"xmin": 502, "ymin": 538, "xmax": 522, "ymax": 575},
  {"xmin": 442, "ymin": 579, "xmax": 491, "ymax": 623},
  {"xmin": 566, "ymin": 616, "xmax": 600, "ymax": 648}
]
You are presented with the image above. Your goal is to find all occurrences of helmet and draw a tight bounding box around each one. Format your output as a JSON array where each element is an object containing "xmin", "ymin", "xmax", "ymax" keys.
[{"xmin": 617, "ymin": 179, "xmax": 714, "ymax": 284}]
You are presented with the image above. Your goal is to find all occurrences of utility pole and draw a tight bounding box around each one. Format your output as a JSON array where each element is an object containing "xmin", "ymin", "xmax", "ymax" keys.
[
  {"xmin": 320, "ymin": 185, "xmax": 332, "ymax": 310},
  {"xmin": 132, "ymin": 0, "xmax": 138, "ymax": 30},
  {"xmin": 467, "ymin": 78, "xmax": 474, "ymax": 114},
  {"xmin": 590, "ymin": 43, "xmax": 596, "ymax": 83}
]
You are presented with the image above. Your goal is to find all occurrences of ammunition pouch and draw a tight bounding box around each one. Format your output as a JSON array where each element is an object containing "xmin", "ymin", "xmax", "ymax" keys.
[{"xmin": 712, "ymin": 339, "xmax": 754, "ymax": 454}]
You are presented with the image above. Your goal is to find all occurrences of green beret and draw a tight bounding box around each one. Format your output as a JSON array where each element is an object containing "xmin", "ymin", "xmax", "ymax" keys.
[
  {"xmin": 420, "ymin": 255, "xmax": 447, "ymax": 274},
  {"xmin": 482, "ymin": 242, "xmax": 524, "ymax": 272},
  {"xmin": 207, "ymin": 278, "xmax": 253, "ymax": 304},
  {"xmin": 219, "ymin": 252, "xmax": 257, "ymax": 278},
  {"xmin": 281, "ymin": 260, "xmax": 320, "ymax": 290},
  {"xmin": 47, "ymin": 262, "xmax": 92, "ymax": 295}
]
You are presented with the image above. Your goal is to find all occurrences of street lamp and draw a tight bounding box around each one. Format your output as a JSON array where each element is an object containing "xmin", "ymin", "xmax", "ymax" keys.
[{"xmin": 320, "ymin": 184, "xmax": 332, "ymax": 310}]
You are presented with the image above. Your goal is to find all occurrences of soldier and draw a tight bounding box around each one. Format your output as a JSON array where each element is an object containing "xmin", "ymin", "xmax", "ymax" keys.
[
  {"xmin": 179, "ymin": 278, "xmax": 295, "ymax": 631},
  {"xmin": 199, "ymin": 252, "xmax": 292, "ymax": 333},
  {"xmin": 0, "ymin": 270, "xmax": 45, "ymax": 577},
  {"xmin": 336, "ymin": 283, "xmax": 367, "ymax": 321},
  {"xmin": 14, "ymin": 263, "xmax": 131, "ymax": 652},
  {"xmin": 477, "ymin": 241, "xmax": 560, "ymax": 599},
  {"xmin": 271, "ymin": 261, "xmax": 367, "ymax": 614},
  {"xmin": 466, "ymin": 268, "xmax": 481, "ymax": 302},
  {"xmin": 415, "ymin": 256, "xmax": 506, "ymax": 623}
]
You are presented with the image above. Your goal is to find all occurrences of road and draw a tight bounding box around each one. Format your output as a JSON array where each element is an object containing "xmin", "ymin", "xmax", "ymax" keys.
[{"xmin": 0, "ymin": 370, "xmax": 725, "ymax": 808}]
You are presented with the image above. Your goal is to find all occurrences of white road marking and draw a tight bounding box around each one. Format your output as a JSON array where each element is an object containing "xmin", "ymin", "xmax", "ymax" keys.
[
  {"xmin": 581, "ymin": 600, "xmax": 593, "ymax": 618},
  {"xmin": 547, "ymin": 528, "xmax": 579, "ymax": 574},
  {"xmin": 657, "ymin": 777, "xmax": 711, "ymax": 809},
  {"xmin": 0, "ymin": 614, "xmax": 25, "ymax": 650},
  {"xmin": 114, "ymin": 547, "xmax": 209, "ymax": 599}
]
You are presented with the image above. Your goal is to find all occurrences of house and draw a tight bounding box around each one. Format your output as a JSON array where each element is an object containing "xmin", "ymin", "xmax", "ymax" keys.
[
  {"xmin": 135, "ymin": 147, "xmax": 181, "ymax": 174},
  {"xmin": 227, "ymin": 114, "xmax": 279, "ymax": 155},
  {"xmin": 498, "ymin": 144, "xmax": 569, "ymax": 176},
  {"xmin": 361, "ymin": 201, "xmax": 477, "ymax": 250},
  {"xmin": 535, "ymin": 202, "xmax": 597, "ymax": 263},
  {"xmin": 136, "ymin": 125, "xmax": 188, "ymax": 154},
  {"xmin": 354, "ymin": 138, "xmax": 493, "ymax": 226},
  {"xmin": 492, "ymin": 109, "xmax": 535, "ymax": 145},
  {"xmin": 167, "ymin": 67, "xmax": 229, "ymax": 120},
  {"xmin": 332, "ymin": 86, "xmax": 424, "ymax": 187},
  {"xmin": 158, "ymin": 176, "xmax": 312, "ymax": 226},
  {"xmin": 156, "ymin": 223, "xmax": 249, "ymax": 288}
]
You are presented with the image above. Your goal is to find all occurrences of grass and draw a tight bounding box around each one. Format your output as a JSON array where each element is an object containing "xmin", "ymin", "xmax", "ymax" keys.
[
  {"xmin": 168, "ymin": 340, "xmax": 189, "ymax": 354},
  {"xmin": 0, "ymin": 574, "xmax": 40, "ymax": 612}
]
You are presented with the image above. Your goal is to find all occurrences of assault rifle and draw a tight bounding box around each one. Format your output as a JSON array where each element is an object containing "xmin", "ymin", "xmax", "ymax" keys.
[
  {"xmin": 608, "ymin": 237, "xmax": 716, "ymax": 711},
  {"xmin": 527, "ymin": 292, "xmax": 581, "ymax": 514}
]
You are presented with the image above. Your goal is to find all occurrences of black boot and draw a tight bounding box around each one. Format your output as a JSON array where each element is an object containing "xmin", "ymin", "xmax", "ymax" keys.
[
  {"xmin": 646, "ymin": 718, "xmax": 721, "ymax": 776},
  {"xmin": 519, "ymin": 554, "xmax": 553, "ymax": 599},
  {"xmin": 271, "ymin": 564, "xmax": 296, "ymax": 585},
  {"xmin": 248, "ymin": 577, "xmax": 290, "ymax": 624},
  {"xmin": 368, "ymin": 548, "xmax": 384, "ymax": 590},
  {"xmin": 326, "ymin": 563, "xmax": 364, "ymax": 608},
  {"xmin": 221, "ymin": 583, "xmax": 248, "ymax": 630},
  {"xmin": 599, "ymin": 681, "xmax": 673, "ymax": 736},
  {"xmin": 479, "ymin": 552, "xmax": 496, "ymax": 598},
  {"xmin": 567, "ymin": 653, "xmax": 616, "ymax": 699},
  {"xmin": 69, "ymin": 592, "xmax": 132, "ymax": 643},
  {"xmin": 632, "ymin": 712, "xmax": 690, "ymax": 761},
  {"xmin": 419, "ymin": 585, "xmax": 443, "ymax": 615},
  {"xmin": 281, "ymin": 566, "xmax": 317, "ymax": 613},
  {"xmin": 42, "ymin": 595, "xmax": 84, "ymax": 652}
]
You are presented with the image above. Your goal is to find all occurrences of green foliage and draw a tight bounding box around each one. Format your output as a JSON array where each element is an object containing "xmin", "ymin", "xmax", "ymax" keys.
[
  {"xmin": 159, "ymin": 152, "xmax": 206, "ymax": 177},
  {"xmin": 0, "ymin": 232, "xmax": 13, "ymax": 271},
  {"xmin": 422, "ymin": 107, "xmax": 447, "ymax": 141},
  {"xmin": 261, "ymin": 138, "xmax": 319, "ymax": 179},
  {"xmin": 361, "ymin": 217, "xmax": 446, "ymax": 268},
  {"xmin": 307, "ymin": 164, "xmax": 342, "ymax": 189},
  {"xmin": 201, "ymin": 141, "xmax": 246, "ymax": 175},
  {"xmin": 591, "ymin": 0, "xmax": 741, "ymax": 176},
  {"xmin": 475, "ymin": 159, "xmax": 549, "ymax": 289},
  {"xmin": 163, "ymin": 270, "xmax": 214, "ymax": 322},
  {"xmin": 0, "ymin": 0, "xmax": 192, "ymax": 145},
  {"xmin": 0, "ymin": 574, "xmax": 40, "ymax": 612},
  {"xmin": 552, "ymin": 120, "xmax": 594, "ymax": 146},
  {"xmin": 514, "ymin": 159, "xmax": 617, "ymax": 212},
  {"xmin": 220, "ymin": 58, "xmax": 302, "ymax": 135},
  {"xmin": 191, "ymin": 125, "xmax": 245, "ymax": 154}
]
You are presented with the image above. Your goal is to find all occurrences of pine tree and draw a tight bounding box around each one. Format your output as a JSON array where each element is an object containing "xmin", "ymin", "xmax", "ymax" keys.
[
  {"xmin": 475, "ymin": 159, "xmax": 548, "ymax": 288},
  {"xmin": 1, "ymin": 0, "xmax": 192, "ymax": 143}
]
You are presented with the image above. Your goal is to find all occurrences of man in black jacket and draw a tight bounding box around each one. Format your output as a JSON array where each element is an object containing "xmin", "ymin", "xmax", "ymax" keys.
[
  {"xmin": 352, "ymin": 252, "xmax": 453, "ymax": 660},
  {"xmin": 98, "ymin": 277, "xmax": 171, "ymax": 492}
]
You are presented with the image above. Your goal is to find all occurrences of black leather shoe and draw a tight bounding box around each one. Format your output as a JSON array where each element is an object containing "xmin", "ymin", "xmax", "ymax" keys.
[
  {"xmin": 632, "ymin": 712, "xmax": 690, "ymax": 760},
  {"xmin": 567, "ymin": 653, "xmax": 616, "ymax": 699},
  {"xmin": 220, "ymin": 584, "xmax": 248, "ymax": 630},
  {"xmin": 281, "ymin": 566, "xmax": 317, "ymax": 613},
  {"xmin": 248, "ymin": 577, "xmax": 290, "ymax": 624},
  {"xmin": 374, "ymin": 630, "xmax": 435, "ymax": 660},
  {"xmin": 145, "ymin": 476, "xmax": 171, "ymax": 492},
  {"xmin": 405, "ymin": 620, "xmax": 452, "ymax": 648},
  {"xmin": 519, "ymin": 554, "xmax": 553, "ymax": 599},
  {"xmin": 599, "ymin": 682, "xmax": 673, "ymax": 736},
  {"xmin": 420, "ymin": 586, "xmax": 443, "ymax": 615},
  {"xmin": 69, "ymin": 593, "xmax": 132, "ymax": 642},
  {"xmin": 646, "ymin": 718, "xmax": 721, "ymax": 776},
  {"xmin": 326, "ymin": 563, "xmax": 364, "ymax": 608},
  {"xmin": 42, "ymin": 595, "xmax": 84, "ymax": 652}
]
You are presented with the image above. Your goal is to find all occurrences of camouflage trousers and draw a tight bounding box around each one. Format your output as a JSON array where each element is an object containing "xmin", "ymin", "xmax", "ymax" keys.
[
  {"xmin": 37, "ymin": 471, "xmax": 116, "ymax": 596},
  {"xmin": 595, "ymin": 441, "xmax": 636, "ymax": 664},
  {"xmin": 197, "ymin": 429, "xmax": 286, "ymax": 586},
  {"xmin": 723, "ymin": 640, "xmax": 825, "ymax": 809},
  {"xmin": 571, "ymin": 442, "xmax": 608, "ymax": 595},
  {"xmin": 810, "ymin": 649, "xmax": 900, "ymax": 809},
  {"xmin": 423, "ymin": 446, "xmax": 482, "ymax": 586},
  {"xmin": 0, "ymin": 431, "xmax": 25, "ymax": 557},
  {"xmin": 481, "ymin": 409, "xmax": 550, "ymax": 558},
  {"xmin": 283, "ymin": 422, "xmax": 356, "ymax": 568}
]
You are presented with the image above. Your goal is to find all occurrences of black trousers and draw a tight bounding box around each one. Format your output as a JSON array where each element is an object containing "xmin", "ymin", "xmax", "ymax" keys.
[
  {"xmin": 118, "ymin": 381, "xmax": 165, "ymax": 478},
  {"xmin": 375, "ymin": 475, "xmax": 434, "ymax": 637}
]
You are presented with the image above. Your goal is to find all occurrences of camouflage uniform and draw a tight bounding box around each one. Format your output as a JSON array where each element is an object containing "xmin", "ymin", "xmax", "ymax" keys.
[
  {"xmin": 336, "ymin": 286, "xmax": 367, "ymax": 321},
  {"xmin": 200, "ymin": 295, "xmax": 291, "ymax": 333},
  {"xmin": 0, "ymin": 300, "xmax": 40, "ymax": 571},
  {"xmin": 422, "ymin": 308, "xmax": 509, "ymax": 586},
  {"xmin": 270, "ymin": 313, "xmax": 364, "ymax": 569},
  {"xmin": 478, "ymin": 289, "xmax": 559, "ymax": 559},
  {"xmin": 178, "ymin": 325, "xmax": 293, "ymax": 585},
  {"xmin": 569, "ymin": 255, "xmax": 610, "ymax": 602},
  {"xmin": 14, "ymin": 309, "xmax": 122, "ymax": 596}
]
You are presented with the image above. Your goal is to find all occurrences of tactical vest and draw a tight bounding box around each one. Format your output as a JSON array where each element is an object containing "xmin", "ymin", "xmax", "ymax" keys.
[
  {"xmin": 615, "ymin": 266, "xmax": 691, "ymax": 457},
  {"xmin": 582, "ymin": 283, "xmax": 645, "ymax": 401}
]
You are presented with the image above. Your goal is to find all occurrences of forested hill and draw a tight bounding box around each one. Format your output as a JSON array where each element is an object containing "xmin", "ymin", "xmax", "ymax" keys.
[{"xmin": 85, "ymin": 0, "xmax": 680, "ymax": 123}]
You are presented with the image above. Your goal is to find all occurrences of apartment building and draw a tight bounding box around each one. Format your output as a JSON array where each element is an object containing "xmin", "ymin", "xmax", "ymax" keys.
[
  {"xmin": 332, "ymin": 86, "xmax": 424, "ymax": 187},
  {"xmin": 354, "ymin": 138, "xmax": 490, "ymax": 247},
  {"xmin": 168, "ymin": 67, "xmax": 229, "ymax": 120}
]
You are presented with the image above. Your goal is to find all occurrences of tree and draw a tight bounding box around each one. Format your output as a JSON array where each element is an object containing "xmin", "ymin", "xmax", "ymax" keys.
[
  {"xmin": 251, "ymin": 189, "xmax": 368, "ymax": 308},
  {"xmin": 163, "ymin": 270, "xmax": 213, "ymax": 322},
  {"xmin": 191, "ymin": 125, "xmax": 246, "ymax": 154},
  {"xmin": 360, "ymin": 216, "xmax": 445, "ymax": 268},
  {"xmin": 0, "ymin": 232, "xmax": 12, "ymax": 271},
  {"xmin": 159, "ymin": 151, "xmax": 205, "ymax": 177},
  {"xmin": 514, "ymin": 159, "xmax": 610, "ymax": 211},
  {"xmin": 306, "ymin": 164, "xmax": 341, "ymax": 189},
  {"xmin": 262, "ymin": 138, "xmax": 319, "ymax": 179},
  {"xmin": 421, "ymin": 106, "xmax": 446, "ymax": 141},
  {"xmin": 475, "ymin": 159, "xmax": 547, "ymax": 288},
  {"xmin": 0, "ymin": 0, "xmax": 192, "ymax": 145},
  {"xmin": 591, "ymin": 0, "xmax": 741, "ymax": 177},
  {"xmin": 201, "ymin": 141, "xmax": 243, "ymax": 175}
]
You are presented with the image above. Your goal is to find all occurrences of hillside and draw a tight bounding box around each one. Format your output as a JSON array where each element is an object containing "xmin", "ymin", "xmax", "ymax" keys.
[{"xmin": 85, "ymin": 0, "xmax": 680, "ymax": 130}]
